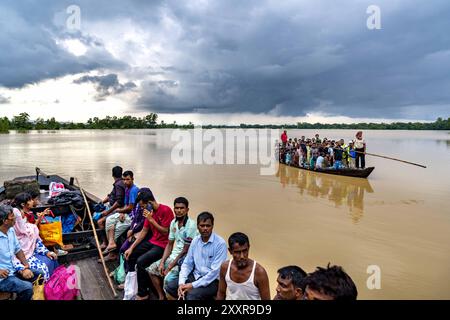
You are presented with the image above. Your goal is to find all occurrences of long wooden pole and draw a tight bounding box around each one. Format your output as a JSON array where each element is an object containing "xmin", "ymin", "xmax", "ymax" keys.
[
  {"xmin": 75, "ymin": 178, "xmax": 118, "ymax": 298},
  {"xmin": 354, "ymin": 150, "xmax": 427, "ymax": 168}
]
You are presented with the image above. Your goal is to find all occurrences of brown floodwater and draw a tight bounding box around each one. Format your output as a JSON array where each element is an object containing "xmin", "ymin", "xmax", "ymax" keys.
[{"xmin": 1, "ymin": 129, "xmax": 449, "ymax": 299}]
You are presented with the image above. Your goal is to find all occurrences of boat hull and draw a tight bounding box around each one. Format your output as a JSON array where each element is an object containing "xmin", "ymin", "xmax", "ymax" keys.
[{"xmin": 281, "ymin": 162, "xmax": 375, "ymax": 178}]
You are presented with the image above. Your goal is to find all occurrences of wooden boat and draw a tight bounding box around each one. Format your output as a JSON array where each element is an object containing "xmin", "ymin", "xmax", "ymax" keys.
[
  {"xmin": 286, "ymin": 163, "xmax": 375, "ymax": 178},
  {"xmin": 0, "ymin": 168, "xmax": 119, "ymax": 299},
  {"xmin": 0, "ymin": 168, "xmax": 105, "ymax": 262},
  {"xmin": 277, "ymin": 145, "xmax": 375, "ymax": 179}
]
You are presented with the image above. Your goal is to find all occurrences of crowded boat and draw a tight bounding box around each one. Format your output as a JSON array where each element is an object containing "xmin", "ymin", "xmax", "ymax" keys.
[{"xmin": 0, "ymin": 166, "xmax": 358, "ymax": 301}]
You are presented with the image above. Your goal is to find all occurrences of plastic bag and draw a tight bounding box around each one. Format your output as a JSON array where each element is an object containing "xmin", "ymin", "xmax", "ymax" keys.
[
  {"xmin": 32, "ymin": 274, "xmax": 45, "ymax": 300},
  {"xmin": 38, "ymin": 216, "xmax": 64, "ymax": 247},
  {"xmin": 114, "ymin": 254, "xmax": 126, "ymax": 285},
  {"xmin": 123, "ymin": 271, "xmax": 137, "ymax": 300}
]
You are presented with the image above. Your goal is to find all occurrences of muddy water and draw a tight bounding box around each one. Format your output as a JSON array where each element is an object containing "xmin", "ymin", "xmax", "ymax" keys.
[{"xmin": 1, "ymin": 129, "xmax": 449, "ymax": 299}]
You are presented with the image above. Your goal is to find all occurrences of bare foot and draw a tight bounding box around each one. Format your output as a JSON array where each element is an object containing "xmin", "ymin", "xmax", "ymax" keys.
[{"xmin": 135, "ymin": 295, "xmax": 149, "ymax": 300}]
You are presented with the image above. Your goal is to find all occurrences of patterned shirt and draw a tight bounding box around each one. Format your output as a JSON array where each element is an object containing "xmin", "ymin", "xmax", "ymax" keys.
[{"xmin": 168, "ymin": 217, "xmax": 198, "ymax": 260}]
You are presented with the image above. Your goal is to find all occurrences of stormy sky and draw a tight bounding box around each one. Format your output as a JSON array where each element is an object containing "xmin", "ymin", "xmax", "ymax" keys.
[{"xmin": 0, "ymin": 0, "xmax": 449, "ymax": 123}]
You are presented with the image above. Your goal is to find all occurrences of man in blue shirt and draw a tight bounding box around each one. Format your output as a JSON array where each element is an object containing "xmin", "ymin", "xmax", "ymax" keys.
[
  {"xmin": 103, "ymin": 170, "xmax": 140, "ymax": 261},
  {"xmin": 165, "ymin": 211, "xmax": 227, "ymax": 300},
  {"xmin": 0, "ymin": 205, "xmax": 44, "ymax": 300}
]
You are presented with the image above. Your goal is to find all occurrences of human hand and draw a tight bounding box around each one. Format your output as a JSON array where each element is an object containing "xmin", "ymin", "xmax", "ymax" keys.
[
  {"xmin": 178, "ymin": 283, "xmax": 193, "ymax": 299},
  {"xmin": 0, "ymin": 269, "xmax": 9, "ymax": 279},
  {"xmin": 46, "ymin": 251, "xmax": 57, "ymax": 260},
  {"xmin": 20, "ymin": 269, "xmax": 34, "ymax": 279},
  {"xmin": 164, "ymin": 262, "xmax": 175, "ymax": 276},
  {"xmin": 124, "ymin": 248, "xmax": 133, "ymax": 260}
]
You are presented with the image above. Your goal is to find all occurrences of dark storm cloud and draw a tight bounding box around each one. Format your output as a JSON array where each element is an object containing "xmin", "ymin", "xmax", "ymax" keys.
[
  {"xmin": 73, "ymin": 74, "xmax": 136, "ymax": 101},
  {"xmin": 1, "ymin": 0, "xmax": 450, "ymax": 119},
  {"xmin": 0, "ymin": 1, "xmax": 126, "ymax": 88}
]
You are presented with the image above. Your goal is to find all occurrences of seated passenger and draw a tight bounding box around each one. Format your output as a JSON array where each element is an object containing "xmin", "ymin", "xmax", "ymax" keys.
[
  {"xmin": 304, "ymin": 264, "xmax": 357, "ymax": 300},
  {"xmin": 12, "ymin": 193, "xmax": 58, "ymax": 280},
  {"xmin": 165, "ymin": 212, "xmax": 227, "ymax": 300},
  {"xmin": 103, "ymin": 170, "xmax": 139, "ymax": 261},
  {"xmin": 147, "ymin": 197, "xmax": 198, "ymax": 300},
  {"xmin": 96, "ymin": 166, "xmax": 126, "ymax": 249},
  {"xmin": 123, "ymin": 189, "xmax": 174, "ymax": 300},
  {"xmin": 273, "ymin": 265, "xmax": 307, "ymax": 300},
  {"xmin": 0, "ymin": 204, "xmax": 45, "ymax": 300},
  {"xmin": 216, "ymin": 232, "xmax": 271, "ymax": 300},
  {"xmin": 315, "ymin": 152, "xmax": 325, "ymax": 169}
]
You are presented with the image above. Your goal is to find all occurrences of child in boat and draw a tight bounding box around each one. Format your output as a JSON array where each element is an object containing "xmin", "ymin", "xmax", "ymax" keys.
[{"xmin": 12, "ymin": 192, "xmax": 59, "ymax": 281}]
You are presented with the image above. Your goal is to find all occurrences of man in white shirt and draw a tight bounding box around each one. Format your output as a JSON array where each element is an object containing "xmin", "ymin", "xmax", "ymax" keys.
[
  {"xmin": 315, "ymin": 153, "xmax": 325, "ymax": 169},
  {"xmin": 354, "ymin": 131, "xmax": 366, "ymax": 169}
]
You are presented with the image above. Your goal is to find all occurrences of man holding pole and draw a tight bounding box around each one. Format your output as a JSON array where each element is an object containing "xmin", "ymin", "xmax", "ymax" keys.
[{"xmin": 354, "ymin": 131, "xmax": 366, "ymax": 169}]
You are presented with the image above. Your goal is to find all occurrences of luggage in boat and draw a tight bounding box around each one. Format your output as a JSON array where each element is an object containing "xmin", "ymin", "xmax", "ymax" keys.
[{"xmin": 3, "ymin": 179, "xmax": 40, "ymax": 199}]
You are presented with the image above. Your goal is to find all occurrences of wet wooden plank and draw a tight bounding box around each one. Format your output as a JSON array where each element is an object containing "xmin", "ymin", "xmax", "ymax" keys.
[{"xmin": 72, "ymin": 257, "xmax": 122, "ymax": 300}]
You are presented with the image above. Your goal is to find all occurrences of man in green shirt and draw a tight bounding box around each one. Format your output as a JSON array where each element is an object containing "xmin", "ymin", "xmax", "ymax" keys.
[{"xmin": 147, "ymin": 197, "xmax": 198, "ymax": 300}]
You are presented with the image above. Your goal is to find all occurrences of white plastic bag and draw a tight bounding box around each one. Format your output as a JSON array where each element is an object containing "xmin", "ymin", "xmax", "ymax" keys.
[
  {"xmin": 123, "ymin": 271, "xmax": 137, "ymax": 300},
  {"xmin": 49, "ymin": 182, "xmax": 66, "ymax": 198}
]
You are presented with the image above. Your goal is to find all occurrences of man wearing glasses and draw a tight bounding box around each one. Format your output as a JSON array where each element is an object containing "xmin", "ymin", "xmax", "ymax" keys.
[{"xmin": 0, "ymin": 204, "xmax": 44, "ymax": 300}]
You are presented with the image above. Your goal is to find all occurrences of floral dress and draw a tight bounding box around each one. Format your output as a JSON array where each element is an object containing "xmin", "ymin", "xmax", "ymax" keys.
[{"xmin": 13, "ymin": 208, "xmax": 53, "ymax": 281}]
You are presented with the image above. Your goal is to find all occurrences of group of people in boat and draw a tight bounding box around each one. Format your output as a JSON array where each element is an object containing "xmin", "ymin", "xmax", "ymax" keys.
[
  {"xmin": 0, "ymin": 191, "xmax": 67, "ymax": 300},
  {"xmin": 280, "ymin": 130, "xmax": 367, "ymax": 170},
  {"xmin": 1, "ymin": 165, "xmax": 358, "ymax": 300},
  {"xmin": 91, "ymin": 166, "xmax": 358, "ymax": 300}
]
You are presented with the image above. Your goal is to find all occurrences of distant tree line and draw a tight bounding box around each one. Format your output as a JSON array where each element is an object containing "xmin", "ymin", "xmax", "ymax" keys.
[{"xmin": 0, "ymin": 113, "xmax": 449, "ymax": 133}]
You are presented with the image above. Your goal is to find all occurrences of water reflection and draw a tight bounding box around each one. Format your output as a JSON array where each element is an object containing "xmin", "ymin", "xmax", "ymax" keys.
[{"xmin": 276, "ymin": 164, "xmax": 374, "ymax": 223}]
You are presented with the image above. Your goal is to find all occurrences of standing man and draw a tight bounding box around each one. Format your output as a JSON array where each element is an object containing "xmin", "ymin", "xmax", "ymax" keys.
[
  {"xmin": 0, "ymin": 205, "xmax": 44, "ymax": 300},
  {"xmin": 315, "ymin": 133, "xmax": 321, "ymax": 144},
  {"xmin": 216, "ymin": 232, "xmax": 270, "ymax": 300},
  {"xmin": 281, "ymin": 130, "xmax": 288, "ymax": 147},
  {"xmin": 333, "ymin": 141, "xmax": 344, "ymax": 170},
  {"xmin": 273, "ymin": 265, "xmax": 307, "ymax": 300},
  {"xmin": 354, "ymin": 131, "xmax": 366, "ymax": 169},
  {"xmin": 166, "ymin": 212, "xmax": 227, "ymax": 300}
]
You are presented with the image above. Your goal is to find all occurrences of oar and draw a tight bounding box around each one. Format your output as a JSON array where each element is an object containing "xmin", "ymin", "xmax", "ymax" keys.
[
  {"xmin": 354, "ymin": 150, "xmax": 427, "ymax": 168},
  {"xmin": 75, "ymin": 178, "xmax": 118, "ymax": 298}
]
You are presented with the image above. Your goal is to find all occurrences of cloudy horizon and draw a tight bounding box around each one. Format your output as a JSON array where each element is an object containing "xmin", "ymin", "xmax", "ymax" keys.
[{"xmin": 1, "ymin": 0, "xmax": 449, "ymax": 124}]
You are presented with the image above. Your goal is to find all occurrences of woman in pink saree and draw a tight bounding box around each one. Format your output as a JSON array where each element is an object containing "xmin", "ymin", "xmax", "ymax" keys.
[{"xmin": 13, "ymin": 192, "xmax": 58, "ymax": 281}]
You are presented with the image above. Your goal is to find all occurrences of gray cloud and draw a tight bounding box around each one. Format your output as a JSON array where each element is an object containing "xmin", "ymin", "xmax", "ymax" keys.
[
  {"xmin": 0, "ymin": 1, "xmax": 126, "ymax": 88},
  {"xmin": 73, "ymin": 74, "xmax": 136, "ymax": 101},
  {"xmin": 0, "ymin": 95, "xmax": 10, "ymax": 104},
  {"xmin": 1, "ymin": 0, "xmax": 450, "ymax": 120}
]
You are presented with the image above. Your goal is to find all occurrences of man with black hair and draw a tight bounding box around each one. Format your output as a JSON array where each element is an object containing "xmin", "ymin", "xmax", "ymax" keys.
[
  {"xmin": 103, "ymin": 170, "xmax": 139, "ymax": 261},
  {"xmin": 96, "ymin": 166, "xmax": 126, "ymax": 249},
  {"xmin": 274, "ymin": 265, "xmax": 307, "ymax": 300},
  {"xmin": 303, "ymin": 264, "xmax": 358, "ymax": 300},
  {"xmin": 166, "ymin": 212, "xmax": 227, "ymax": 300},
  {"xmin": 123, "ymin": 189, "xmax": 174, "ymax": 300},
  {"xmin": 147, "ymin": 197, "xmax": 198, "ymax": 300},
  {"xmin": 0, "ymin": 204, "xmax": 44, "ymax": 300},
  {"xmin": 217, "ymin": 232, "xmax": 270, "ymax": 300}
]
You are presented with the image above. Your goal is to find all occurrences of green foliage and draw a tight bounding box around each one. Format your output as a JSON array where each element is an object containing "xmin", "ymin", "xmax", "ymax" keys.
[
  {"xmin": 0, "ymin": 116, "xmax": 10, "ymax": 133},
  {"xmin": 2, "ymin": 113, "xmax": 449, "ymax": 131}
]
